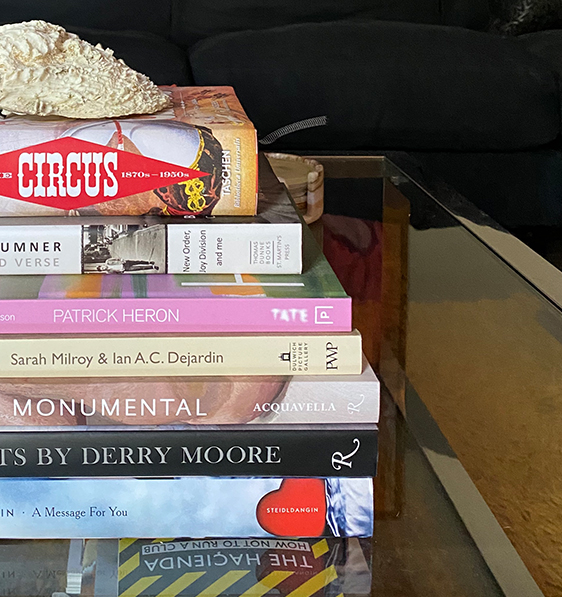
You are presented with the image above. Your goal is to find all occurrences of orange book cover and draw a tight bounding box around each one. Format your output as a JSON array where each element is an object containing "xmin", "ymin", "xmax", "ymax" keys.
[{"xmin": 0, "ymin": 86, "xmax": 258, "ymax": 217}]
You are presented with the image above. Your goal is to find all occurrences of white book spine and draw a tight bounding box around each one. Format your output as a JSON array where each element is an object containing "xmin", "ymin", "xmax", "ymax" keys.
[{"xmin": 167, "ymin": 222, "xmax": 302, "ymax": 274}]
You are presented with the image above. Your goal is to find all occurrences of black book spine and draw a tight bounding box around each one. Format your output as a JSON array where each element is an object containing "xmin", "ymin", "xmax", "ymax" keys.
[{"xmin": 0, "ymin": 426, "xmax": 378, "ymax": 478}]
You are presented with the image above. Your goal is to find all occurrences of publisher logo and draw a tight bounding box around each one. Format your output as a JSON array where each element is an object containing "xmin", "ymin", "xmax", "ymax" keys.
[
  {"xmin": 271, "ymin": 308, "xmax": 308, "ymax": 323},
  {"xmin": 278, "ymin": 351, "xmax": 291, "ymax": 362},
  {"xmin": 325, "ymin": 342, "xmax": 338, "ymax": 370},
  {"xmin": 278, "ymin": 342, "xmax": 309, "ymax": 372},
  {"xmin": 314, "ymin": 306, "xmax": 334, "ymax": 324},
  {"xmin": 0, "ymin": 137, "xmax": 208, "ymax": 210},
  {"xmin": 347, "ymin": 393, "xmax": 365, "ymax": 414},
  {"xmin": 331, "ymin": 438, "xmax": 361, "ymax": 470}
]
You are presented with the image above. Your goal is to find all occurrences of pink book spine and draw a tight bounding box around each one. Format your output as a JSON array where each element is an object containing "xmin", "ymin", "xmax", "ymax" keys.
[{"xmin": 0, "ymin": 297, "xmax": 351, "ymax": 334}]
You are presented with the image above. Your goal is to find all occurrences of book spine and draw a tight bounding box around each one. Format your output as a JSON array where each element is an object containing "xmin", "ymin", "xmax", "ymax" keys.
[
  {"xmin": 0, "ymin": 297, "xmax": 352, "ymax": 334},
  {"xmin": 0, "ymin": 427, "xmax": 378, "ymax": 478},
  {"xmin": 0, "ymin": 476, "xmax": 374, "ymax": 539},
  {"xmin": 167, "ymin": 223, "xmax": 301, "ymax": 274},
  {"xmin": 1, "ymin": 365, "xmax": 380, "ymax": 429},
  {"xmin": 0, "ymin": 223, "xmax": 301, "ymax": 275},
  {"xmin": 117, "ymin": 537, "xmax": 370, "ymax": 597},
  {"xmin": 0, "ymin": 90, "xmax": 258, "ymax": 217},
  {"xmin": 1, "ymin": 331, "xmax": 362, "ymax": 377}
]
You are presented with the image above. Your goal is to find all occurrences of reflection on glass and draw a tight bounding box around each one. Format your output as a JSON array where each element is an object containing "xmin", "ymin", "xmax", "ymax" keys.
[{"xmin": 0, "ymin": 537, "xmax": 372, "ymax": 597}]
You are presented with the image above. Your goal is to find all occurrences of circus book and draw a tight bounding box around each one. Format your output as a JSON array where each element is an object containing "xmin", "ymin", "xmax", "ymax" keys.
[{"xmin": 0, "ymin": 87, "xmax": 257, "ymax": 217}]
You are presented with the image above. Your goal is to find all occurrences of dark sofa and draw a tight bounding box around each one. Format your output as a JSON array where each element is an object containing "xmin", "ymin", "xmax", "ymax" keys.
[{"xmin": 1, "ymin": 0, "xmax": 562, "ymax": 228}]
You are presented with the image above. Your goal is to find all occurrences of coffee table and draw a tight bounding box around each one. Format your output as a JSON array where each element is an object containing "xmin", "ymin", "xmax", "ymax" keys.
[
  {"xmin": 312, "ymin": 152, "xmax": 562, "ymax": 597},
  {"xmin": 0, "ymin": 153, "xmax": 557, "ymax": 596}
]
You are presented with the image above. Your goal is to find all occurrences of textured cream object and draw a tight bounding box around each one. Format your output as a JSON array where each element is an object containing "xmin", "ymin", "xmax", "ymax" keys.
[{"xmin": 0, "ymin": 20, "xmax": 171, "ymax": 118}]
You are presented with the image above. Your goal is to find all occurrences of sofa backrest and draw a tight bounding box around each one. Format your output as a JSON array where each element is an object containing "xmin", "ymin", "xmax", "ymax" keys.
[
  {"xmin": 0, "ymin": 0, "xmax": 172, "ymax": 37},
  {"xmin": 171, "ymin": 0, "xmax": 490, "ymax": 47},
  {"xmin": 443, "ymin": 0, "xmax": 490, "ymax": 29},
  {"xmin": 0, "ymin": 0, "xmax": 490, "ymax": 46}
]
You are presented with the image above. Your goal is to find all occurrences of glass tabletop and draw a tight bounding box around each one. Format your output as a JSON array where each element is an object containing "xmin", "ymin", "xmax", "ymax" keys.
[
  {"xmin": 0, "ymin": 153, "xmax": 558, "ymax": 597},
  {"xmin": 315, "ymin": 152, "xmax": 562, "ymax": 597}
]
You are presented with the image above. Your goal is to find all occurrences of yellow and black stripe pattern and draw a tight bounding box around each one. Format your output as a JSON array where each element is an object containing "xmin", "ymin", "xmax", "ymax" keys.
[{"xmin": 118, "ymin": 538, "xmax": 343, "ymax": 597}]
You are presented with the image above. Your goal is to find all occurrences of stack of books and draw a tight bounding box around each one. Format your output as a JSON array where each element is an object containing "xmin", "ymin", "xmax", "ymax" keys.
[{"xmin": 0, "ymin": 87, "xmax": 379, "ymax": 543}]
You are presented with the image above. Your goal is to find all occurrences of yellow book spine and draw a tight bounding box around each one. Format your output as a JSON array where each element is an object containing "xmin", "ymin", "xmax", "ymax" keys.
[{"xmin": 2, "ymin": 331, "xmax": 362, "ymax": 378}]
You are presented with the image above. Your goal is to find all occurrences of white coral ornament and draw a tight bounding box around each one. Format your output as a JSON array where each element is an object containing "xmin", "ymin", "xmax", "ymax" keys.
[{"xmin": 0, "ymin": 20, "xmax": 171, "ymax": 118}]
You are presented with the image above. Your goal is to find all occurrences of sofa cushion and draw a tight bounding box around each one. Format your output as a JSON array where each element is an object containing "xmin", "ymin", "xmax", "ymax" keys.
[
  {"xmin": 0, "ymin": 1, "xmax": 172, "ymax": 37},
  {"xmin": 518, "ymin": 29, "xmax": 562, "ymax": 74},
  {"xmin": 69, "ymin": 28, "xmax": 192, "ymax": 86},
  {"xmin": 190, "ymin": 20, "xmax": 560, "ymax": 151},
  {"xmin": 172, "ymin": 0, "xmax": 488, "ymax": 48}
]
